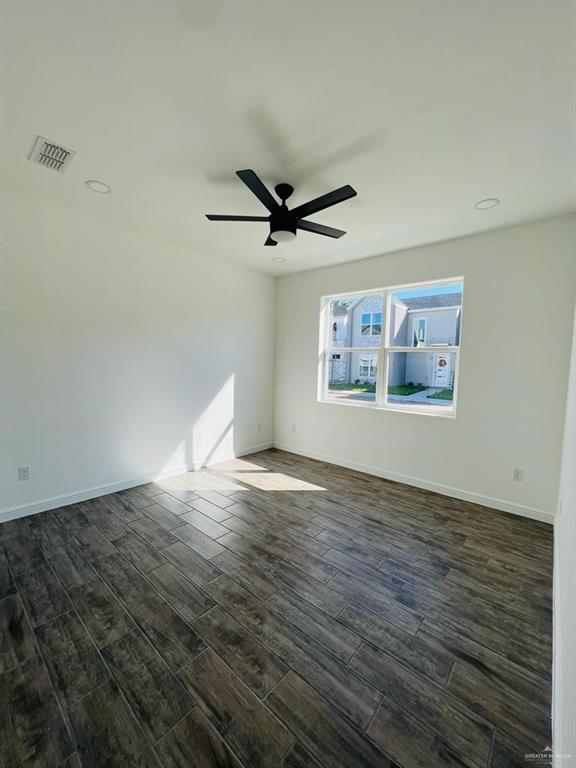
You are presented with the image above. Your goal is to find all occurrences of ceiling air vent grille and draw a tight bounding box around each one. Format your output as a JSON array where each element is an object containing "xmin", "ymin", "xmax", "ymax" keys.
[{"xmin": 28, "ymin": 136, "xmax": 76, "ymax": 173}]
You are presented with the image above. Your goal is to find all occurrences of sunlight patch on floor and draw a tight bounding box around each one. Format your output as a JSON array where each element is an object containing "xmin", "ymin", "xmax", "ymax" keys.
[
  {"xmin": 221, "ymin": 471, "xmax": 326, "ymax": 491},
  {"xmin": 159, "ymin": 457, "xmax": 326, "ymax": 492}
]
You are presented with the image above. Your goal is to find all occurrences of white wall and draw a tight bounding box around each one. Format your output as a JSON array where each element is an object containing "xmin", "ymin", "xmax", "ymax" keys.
[
  {"xmin": 553, "ymin": 308, "xmax": 576, "ymax": 764},
  {"xmin": 274, "ymin": 214, "xmax": 576, "ymax": 521},
  {"xmin": 0, "ymin": 187, "xmax": 275, "ymax": 520}
]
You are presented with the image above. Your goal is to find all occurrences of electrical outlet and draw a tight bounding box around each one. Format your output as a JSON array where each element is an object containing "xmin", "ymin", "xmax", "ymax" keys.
[
  {"xmin": 512, "ymin": 468, "xmax": 524, "ymax": 482},
  {"xmin": 18, "ymin": 465, "xmax": 31, "ymax": 481},
  {"xmin": 290, "ymin": 423, "xmax": 296, "ymax": 433}
]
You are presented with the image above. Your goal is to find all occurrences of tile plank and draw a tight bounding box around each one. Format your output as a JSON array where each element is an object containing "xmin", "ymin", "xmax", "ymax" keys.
[
  {"xmin": 205, "ymin": 574, "xmax": 282, "ymax": 642},
  {"xmin": 349, "ymin": 642, "xmax": 493, "ymax": 767},
  {"xmin": 267, "ymin": 588, "xmax": 361, "ymax": 663},
  {"xmin": 180, "ymin": 509, "xmax": 230, "ymax": 539},
  {"xmin": 0, "ymin": 545, "xmax": 16, "ymax": 599},
  {"xmin": 114, "ymin": 532, "xmax": 166, "ymax": 572},
  {"xmin": 44, "ymin": 544, "xmax": 98, "ymax": 589},
  {"xmin": 142, "ymin": 502, "xmax": 185, "ymax": 531},
  {"xmin": 194, "ymin": 605, "xmax": 287, "ymax": 697},
  {"xmin": 68, "ymin": 579, "xmax": 135, "ymax": 648},
  {"xmin": 218, "ymin": 533, "xmax": 346, "ymax": 616},
  {"xmin": 101, "ymin": 494, "xmax": 142, "ymax": 523},
  {"xmin": 147, "ymin": 563, "xmax": 214, "ymax": 623},
  {"xmin": 102, "ymin": 628, "xmax": 192, "ymax": 743},
  {"xmin": 339, "ymin": 603, "xmax": 454, "ymax": 684},
  {"xmin": 178, "ymin": 648, "xmax": 293, "ymax": 768},
  {"xmin": 129, "ymin": 516, "xmax": 178, "ymax": 549},
  {"xmin": 447, "ymin": 662, "xmax": 550, "ymax": 752},
  {"xmin": 193, "ymin": 490, "xmax": 237, "ymax": 510},
  {"xmin": 267, "ymin": 672, "xmax": 392, "ymax": 768},
  {"xmin": 210, "ymin": 550, "xmax": 278, "ymax": 601},
  {"xmin": 153, "ymin": 493, "xmax": 191, "ymax": 516},
  {"xmin": 162, "ymin": 541, "xmax": 221, "ymax": 586},
  {"xmin": 128, "ymin": 591, "xmax": 205, "ymax": 671},
  {"xmin": 173, "ymin": 523, "xmax": 225, "ymax": 559},
  {"xmin": 69, "ymin": 679, "xmax": 161, "ymax": 768},
  {"xmin": 368, "ymin": 697, "xmax": 471, "ymax": 768},
  {"xmin": 156, "ymin": 708, "xmax": 244, "ymax": 768},
  {"xmin": 16, "ymin": 564, "xmax": 71, "ymax": 627},
  {"xmin": 36, "ymin": 610, "xmax": 110, "ymax": 708},
  {"xmin": 328, "ymin": 571, "xmax": 422, "ymax": 634},
  {"xmin": 73, "ymin": 526, "xmax": 117, "ymax": 560},
  {"xmin": 266, "ymin": 623, "xmax": 381, "ymax": 729},
  {"xmin": 93, "ymin": 553, "xmax": 154, "ymax": 603},
  {"xmin": 0, "ymin": 593, "xmax": 37, "ymax": 672},
  {"xmin": 1, "ymin": 656, "xmax": 74, "ymax": 766}
]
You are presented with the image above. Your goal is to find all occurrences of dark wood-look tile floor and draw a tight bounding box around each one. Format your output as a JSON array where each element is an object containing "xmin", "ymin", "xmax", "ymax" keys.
[{"xmin": 0, "ymin": 449, "xmax": 553, "ymax": 767}]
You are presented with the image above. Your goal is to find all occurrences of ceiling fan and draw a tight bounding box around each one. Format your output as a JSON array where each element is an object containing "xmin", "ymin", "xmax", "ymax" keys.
[{"xmin": 206, "ymin": 169, "xmax": 357, "ymax": 245}]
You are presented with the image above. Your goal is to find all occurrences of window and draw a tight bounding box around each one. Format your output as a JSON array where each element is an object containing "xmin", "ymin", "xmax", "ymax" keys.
[
  {"xmin": 361, "ymin": 312, "xmax": 382, "ymax": 336},
  {"xmin": 319, "ymin": 279, "xmax": 463, "ymax": 414},
  {"xmin": 359, "ymin": 356, "xmax": 377, "ymax": 377},
  {"xmin": 413, "ymin": 317, "xmax": 427, "ymax": 346}
]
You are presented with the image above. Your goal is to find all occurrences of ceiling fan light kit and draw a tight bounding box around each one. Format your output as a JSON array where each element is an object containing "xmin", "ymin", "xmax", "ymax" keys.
[{"xmin": 206, "ymin": 169, "xmax": 357, "ymax": 246}]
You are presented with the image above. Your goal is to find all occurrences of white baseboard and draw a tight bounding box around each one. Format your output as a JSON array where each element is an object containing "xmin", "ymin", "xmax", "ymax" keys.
[
  {"xmin": 0, "ymin": 442, "xmax": 273, "ymax": 525},
  {"xmin": 273, "ymin": 441, "xmax": 555, "ymax": 525}
]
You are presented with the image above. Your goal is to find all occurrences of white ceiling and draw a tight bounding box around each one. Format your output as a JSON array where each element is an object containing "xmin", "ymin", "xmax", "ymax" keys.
[{"xmin": 1, "ymin": 0, "xmax": 574, "ymax": 275}]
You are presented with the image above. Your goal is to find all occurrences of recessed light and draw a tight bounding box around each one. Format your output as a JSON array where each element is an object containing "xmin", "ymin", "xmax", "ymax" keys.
[
  {"xmin": 272, "ymin": 257, "xmax": 286, "ymax": 263},
  {"xmin": 475, "ymin": 198, "xmax": 499, "ymax": 210},
  {"xmin": 85, "ymin": 180, "xmax": 111, "ymax": 194}
]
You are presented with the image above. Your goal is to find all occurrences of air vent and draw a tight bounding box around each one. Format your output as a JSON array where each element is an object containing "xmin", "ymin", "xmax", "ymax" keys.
[{"xmin": 28, "ymin": 136, "xmax": 76, "ymax": 173}]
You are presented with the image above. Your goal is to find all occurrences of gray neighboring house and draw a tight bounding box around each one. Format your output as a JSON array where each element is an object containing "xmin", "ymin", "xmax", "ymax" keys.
[{"xmin": 329, "ymin": 292, "xmax": 462, "ymax": 389}]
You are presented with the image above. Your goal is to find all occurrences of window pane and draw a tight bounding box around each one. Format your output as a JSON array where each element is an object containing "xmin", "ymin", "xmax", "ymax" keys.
[
  {"xmin": 327, "ymin": 295, "xmax": 361, "ymax": 348},
  {"xmin": 373, "ymin": 313, "xmax": 382, "ymax": 324},
  {"xmin": 386, "ymin": 351, "xmax": 455, "ymax": 408},
  {"xmin": 371, "ymin": 323, "xmax": 382, "ymax": 336},
  {"xmin": 325, "ymin": 351, "xmax": 376, "ymax": 403},
  {"xmin": 388, "ymin": 281, "xmax": 462, "ymax": 348},
  {"xmin": 326, "ymin": 294, "xmax": 383, "ymax": 349}
]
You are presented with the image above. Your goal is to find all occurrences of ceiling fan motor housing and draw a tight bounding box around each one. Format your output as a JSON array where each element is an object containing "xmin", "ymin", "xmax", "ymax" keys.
[{"xmin": 270, "ymin": 205, "xmax": 297, "ymax": 241}]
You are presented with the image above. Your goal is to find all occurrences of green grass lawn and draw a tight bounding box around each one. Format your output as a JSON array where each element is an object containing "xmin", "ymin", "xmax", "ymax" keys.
[
  {"xmin": 329, "ymin": 383, "xmax": 376, "ymax": 393},
  {"xmin": 427, "ymin": 389, "xmax": 454, "ymax": 400},
  {"xmin": 387, "ymin": 384, "xmax": 426, "ymax": 396}
]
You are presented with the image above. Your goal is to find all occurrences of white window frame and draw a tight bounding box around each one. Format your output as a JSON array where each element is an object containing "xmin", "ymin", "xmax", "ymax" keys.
[{"xmin": 317, "ymin": 277, "xmax": 463, "ymax": 417}]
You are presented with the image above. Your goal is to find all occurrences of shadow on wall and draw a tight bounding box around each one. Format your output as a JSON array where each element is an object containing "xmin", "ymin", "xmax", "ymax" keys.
[
  {"xmin": 161, "ymin": 374, "xmax": 325, "ymax": 491},
  {"xmin": 159, "ymin": 374, "xmax": 236, "ymax": 475}
]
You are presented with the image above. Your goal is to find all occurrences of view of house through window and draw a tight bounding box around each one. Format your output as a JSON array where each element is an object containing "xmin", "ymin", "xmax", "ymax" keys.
[{"xmin": 321, "ymin": 279, "xmax": 463, "ymax": 413}]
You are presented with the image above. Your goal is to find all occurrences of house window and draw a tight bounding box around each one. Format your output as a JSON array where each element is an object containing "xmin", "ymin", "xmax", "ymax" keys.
[
  {"xmin": 320, "ymin": 279, "xmax": 463, "ymax": 414},
  {"xmin": 359, "ymin": 356, "xmax": 377, "ymax": 377},
  {"xmin": 413, "ymin": 317, "xmax": 427, "ymax": 347},
  {"xmin": 361, "ymin": 312, "xmax": 382, "ymax": 336}
]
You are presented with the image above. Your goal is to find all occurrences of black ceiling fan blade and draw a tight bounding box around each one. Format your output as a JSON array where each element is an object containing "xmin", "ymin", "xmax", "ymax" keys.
[
  {"xmin": 291, "ymin": 184, "xmax": 357, "ymax": 219},
  {"xmin": 297, "ymin": 219, "xmax": 346, "ymax": 239},
  {"xmin": 206, "ymin": 214, "xmax": 269, "ymax": 221},
  {"xmin": 264, "ymin": 234, "xmax": 277, "ymax": 246},
  {"xmin": 236, "ymin": 169, "xmax": 279, "ymax": 212}
]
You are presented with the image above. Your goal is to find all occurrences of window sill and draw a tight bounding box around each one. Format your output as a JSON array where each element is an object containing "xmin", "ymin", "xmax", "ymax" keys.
[{"xmin": 317, "ymin": 397, "xmax": 457, "ymax": 418}]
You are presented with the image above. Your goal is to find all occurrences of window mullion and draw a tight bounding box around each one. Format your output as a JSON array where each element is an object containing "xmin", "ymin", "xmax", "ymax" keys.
[{"xmin": 376, "ymin": 290, "xmax": 388, "ymax": 406}]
